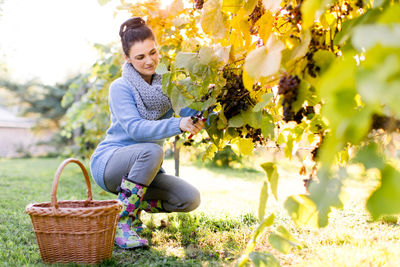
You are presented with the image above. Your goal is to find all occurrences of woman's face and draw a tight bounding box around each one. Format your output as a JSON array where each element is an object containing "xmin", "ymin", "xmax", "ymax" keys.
[{"xmin": 126, "ymin": 38, "xmax": 159, "ymax": 82}]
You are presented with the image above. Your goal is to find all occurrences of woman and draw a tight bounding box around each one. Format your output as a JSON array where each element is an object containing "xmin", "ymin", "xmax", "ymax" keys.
[{"xmin": 90, "ymin": 17, "xmax": 204, "ymax": 249}]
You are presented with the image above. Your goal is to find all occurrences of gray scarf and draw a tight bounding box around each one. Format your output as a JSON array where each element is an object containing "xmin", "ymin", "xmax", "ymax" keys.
[{"xmin": 122, "ymin": 62, "xmax": 172, "ymax": 120}]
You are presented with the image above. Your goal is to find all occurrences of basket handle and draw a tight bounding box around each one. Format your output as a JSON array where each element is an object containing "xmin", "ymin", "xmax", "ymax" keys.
[{"xmin": 51, "ymin": 158, "xmax": 93, "ymax": 209}]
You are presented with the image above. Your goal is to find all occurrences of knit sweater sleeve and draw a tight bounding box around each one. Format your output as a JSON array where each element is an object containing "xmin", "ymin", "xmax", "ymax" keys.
[{"xmin": 109, "ymin": 78, "xmax": 183, "ymax": 142}]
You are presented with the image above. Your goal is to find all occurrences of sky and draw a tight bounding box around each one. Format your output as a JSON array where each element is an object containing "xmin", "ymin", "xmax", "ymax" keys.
[{"xmin": 0, "ymin": 0, "xmax": 130, "ymax": 84}]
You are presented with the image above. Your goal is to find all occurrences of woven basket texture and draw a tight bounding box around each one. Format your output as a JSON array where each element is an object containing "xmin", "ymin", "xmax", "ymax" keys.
[{"xmin": 25, "ymin": 158, "xmax": 122, "ymax": 265}]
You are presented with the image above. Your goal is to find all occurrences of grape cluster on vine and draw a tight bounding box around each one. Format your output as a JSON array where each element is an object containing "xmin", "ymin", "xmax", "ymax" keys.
[
  {"xmin": 218, "ymin": 68, "xmax": 254, "ymax": 120},
  {"xmin": 237, "ymin": 125, "xmax": 265, "ymax": 145},
  {"xmin": 371, "ymin": 114, "xmax": 400, "ymax": 132},
  {"xmin": 194, "ymin": 0, "xmax": 204, "ymax": 10},
  {"xmin": 248, "ymin": 1, "xmax": 265, "ymax": 34},
  {"xmin": 305, "ymin": 48, "xmax": 320, "ymax": 78},
  {"xmin": 285, "ymin": 3, "xmax": 302, "ymax": 25}
]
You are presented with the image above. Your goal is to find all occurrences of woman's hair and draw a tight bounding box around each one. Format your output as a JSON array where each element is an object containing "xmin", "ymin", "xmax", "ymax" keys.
[{"xmin": 119, "ymin": 17, "xmax": 155, "ymax": 56}]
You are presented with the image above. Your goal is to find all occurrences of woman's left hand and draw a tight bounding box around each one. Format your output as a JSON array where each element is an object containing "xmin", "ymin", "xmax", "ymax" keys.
[{"xmin": 179, "ymin": 117, "xmax": 205, "ymax": 136}]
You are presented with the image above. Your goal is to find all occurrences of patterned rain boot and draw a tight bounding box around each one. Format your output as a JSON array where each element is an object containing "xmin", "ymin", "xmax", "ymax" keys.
[
  {"xmin": 115, "ymin": 178, "xmax": 149, "ymax": 249},
  {"xmin": 131, "ymin": 200, "xmax": 167, "ymax": 233}
]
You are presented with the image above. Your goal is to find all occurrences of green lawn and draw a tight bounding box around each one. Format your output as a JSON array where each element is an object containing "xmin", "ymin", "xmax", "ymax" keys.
[{"xmin": 1, "ymin": 156, "xmax": 400, "ymax": 266}]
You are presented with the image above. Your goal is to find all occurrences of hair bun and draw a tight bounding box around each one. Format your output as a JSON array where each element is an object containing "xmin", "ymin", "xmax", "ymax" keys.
[{"xmin": 119, "ymin": 17, "xmax": 146, "ymax": 38}]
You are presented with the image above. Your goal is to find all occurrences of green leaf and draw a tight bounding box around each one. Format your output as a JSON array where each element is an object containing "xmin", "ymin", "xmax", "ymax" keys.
[
  {"xmin": 156, "ymin": 63, "xmax": 168, "ymax": 75},
  {"xmin": 202, "ymin": 143, "xmax": 218, "ymax": 161},
  {"xmin": 170, "ymin": 86, "xmax": 194, "ymax": 115},
  {"xmin": 258, "ymin": 181, "xmax": 269, "ymax": 222},
  {"xmin": 228, "ymin": 114, "xmax": 244, "ymax": 127},
  {"xmin": 231, "ymin": 137, "xmax": 254, "ymax": 155},
  {"xmin": 261, "ymin": 162, "xmax": 279, "ymax": 200},
  {"xmin": 353, "ymin": 142, "xmax": 385, "ymax": 170},
  {"xmin": 200, "ymin": 0, "xmax": 229, "ymax": 40},
  {"xmin": 198, "ymin": 47, "xmax": 215, "ymax": 65},
  {"xmin": 312, "ymin": 50, "xmax": 336, "ymax": 75},
  {"xmin": 367, "ymin": 164, "xmax": 400, "ymax": 220},
  {"xmin": 308, "ymin": 169, "xmax": 343, "ymax": 227},
  {"xmin": 244, "ymin": 36, "xmax": 285, "ymax": 79},
  {"xmin": 333, "ymin": 8, "xmax": 382, "ymax": 46},
  {"xmin": 253, "ymin": 93, "xmax": 273, "ymax": 112},
  {"xmin": 268, "ymin": 233, "xmax": 294, "ymax": 254},
  {"xmin": 261, "ymin": 113, "xmax": 275, "ymax": 138},
  {"xmin": 301, "ymin": 0, "xmax": 333, "ymax": 29},
  {"xmin": 249, "ymin": 252, "xmax": 280, "ymax": 267},
  {"xmin": 352, "ymin": 24, "xmax": 400, "ymax": 51},
  {"xmin": 284, "ymin": 194, "xmax": 319, "ymax": 227},
  {"xmin": 175, "ymin": 52, "xmax": 198, "ymax": 70}
]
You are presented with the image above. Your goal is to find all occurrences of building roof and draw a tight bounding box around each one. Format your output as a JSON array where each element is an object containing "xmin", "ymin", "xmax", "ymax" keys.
[{"xmin": 0, "ymin": 106, "xmax": 34, "ymax": 128}]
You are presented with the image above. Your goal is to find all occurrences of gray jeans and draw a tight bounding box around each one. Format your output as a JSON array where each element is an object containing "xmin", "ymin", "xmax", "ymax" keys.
[{"xmin": 104, "ymin": 143, "xmax": 200, "ymax": 212}]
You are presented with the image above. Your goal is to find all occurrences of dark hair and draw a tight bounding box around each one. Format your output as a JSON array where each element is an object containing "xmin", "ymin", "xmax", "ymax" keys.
[{"xmin": 119, "ymin": 17, "xmax": 155, "ymax": 57}]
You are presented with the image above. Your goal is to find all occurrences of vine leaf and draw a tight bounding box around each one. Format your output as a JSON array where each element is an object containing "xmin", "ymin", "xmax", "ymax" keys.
[
  {"xmin": 301, "ymin": 0, "xmax": 333, "ymax": 29},
  {"xmin": 308, "ymin": 169, "xmax": 343, "ymax": 227},
  {"xmin": 228, "ymin": 115, "xmax": 244, "ymax": 127},
  {"xmin": 175, "ymin": 52, "xmax": 198, "ymax": 70},
  {"xmin": 268, "ymin": 225, "xmax": 300, "ymax": 254},
  {"xmin": 244, "ymin": 35, "xmax": 285, "ymax": 79},
  {"xmin": 222, "ymin": 0, "xmax": 243, "ymax": 13},
  {"xmin": 249, "ymin": 252, "xmax": 280, "ymax": 267},
  {"xmin": 367, "ymin": 164, "xmax": 400, "ymax": 220},
  {"xmin": 200, "ymin": 0, "xmax": 229, "ymax": 40},
  {"xmin": 284, "ymin": 194, "xmax": 319, "ymax": 227},
  {"xmin": 353, "ymin": 142, "xmax": 385, "ymax": 170},
  {"xmin": 253, "ymin": 93, "xmax": 273, "ymax": 112},
  {"xmin": 231, "ymin": 137, "xmax": 254, "ymax": 155},
  {"xmin": 170, "ymin": 86, "xmax": 194, "ymax": 115},
  {"xmin": 258, "ymin": 181, "xmax": 269, "ymax": 222},
  {"xmin": 261, "ymin": 162, "xmax": 279, "ymax": 200},
  {"xmin": 255, "ymin": 12, "xmax": 274, "ymax": 43}
]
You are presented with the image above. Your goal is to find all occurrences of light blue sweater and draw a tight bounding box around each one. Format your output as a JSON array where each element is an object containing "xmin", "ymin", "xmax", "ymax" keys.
[{"xmin": 90, "ymin": 77, "xmax": 197, "ymax": 192}]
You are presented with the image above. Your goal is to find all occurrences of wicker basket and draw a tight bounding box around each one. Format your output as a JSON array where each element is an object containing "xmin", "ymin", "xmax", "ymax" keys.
[{"xmin": 25, "ymin": 158, "xmax": 122, "ymax": 265}]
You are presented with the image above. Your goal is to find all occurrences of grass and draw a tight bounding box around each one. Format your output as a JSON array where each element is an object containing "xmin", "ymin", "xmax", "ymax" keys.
[{"xmin": 1, "ymin": 156, "xmax": 400, "ymax": 266}]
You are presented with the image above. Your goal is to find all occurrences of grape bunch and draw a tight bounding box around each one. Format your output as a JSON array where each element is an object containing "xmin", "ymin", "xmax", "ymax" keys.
[
  {"xmin": 248, "ymin": 1, "xmax": 265, "ymax": 34},
  {"xmin": 305, "ymin": 48, "xmax": 320, "ymax": 78},
  {"xmin": 218, "ymin": 69, "xmax": 254, "ymax": 120},
  {"xmin": 285, "ymin": 3, "xmax": 302, "ymax": 25},
  {"xmin": 371, "ymin": 114, "xmax": 400, "ymax": 132},
  {"xmin": 194, "ymin": 0, "xmax": 204, "ymax": 10},
  {"xmin": 237, "ymin": 125, "xmax": 264, "ymax": 145},
  {"xmin": 278, "ymin": 74, "xmax": 300, "ymax": 122}
]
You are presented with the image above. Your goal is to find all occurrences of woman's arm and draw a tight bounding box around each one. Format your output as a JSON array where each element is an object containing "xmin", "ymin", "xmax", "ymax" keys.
[{"xmin": 109, "ymin": 79, "xmax": 182, "ymax": 142}]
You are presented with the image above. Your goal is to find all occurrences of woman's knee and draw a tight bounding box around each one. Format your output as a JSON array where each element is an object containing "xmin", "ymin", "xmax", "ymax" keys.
[{"xmin": 183, "ymin": 187, "xmax": 201, "ymax": 212}]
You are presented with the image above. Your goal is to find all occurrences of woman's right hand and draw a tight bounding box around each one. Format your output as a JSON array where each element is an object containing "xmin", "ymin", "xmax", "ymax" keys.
[{"xmin": 179, "ymin": 117, "xmax": 205, "ymax": 136}]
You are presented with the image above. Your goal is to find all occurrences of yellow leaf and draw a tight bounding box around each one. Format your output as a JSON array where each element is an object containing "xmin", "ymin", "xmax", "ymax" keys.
[
  {"xmin": 231, "ymin": 137, "xmax": 254, "ymax": 155},
  {"xmin": 222, "ymin": 0, "xmax": 243, "ymax": 13},
  {"xmin": 201, "ymin": 0, "xmax": 229, "ymax": 40},
  {"xmin": 255, "ymin": 12, "xmax": 274, "ymax": 43},
  {"xmin": 244, "ymin": 35, "xmax": 285, "ymax": 79},
  {"xmin": 242, "ymin": 70, "xmax": 255, "ymax": 91}
]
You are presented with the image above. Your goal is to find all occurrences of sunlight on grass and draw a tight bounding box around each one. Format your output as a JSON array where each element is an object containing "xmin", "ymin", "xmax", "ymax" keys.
[{"xmin": 1, "ymin": 157, "xmax": 400, "ymax": 266}]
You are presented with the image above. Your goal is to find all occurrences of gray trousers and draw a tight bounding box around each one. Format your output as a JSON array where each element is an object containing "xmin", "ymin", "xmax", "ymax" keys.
[{"xmin": 104, "ymin": 143, "xmax": 200, "ymax": 212}]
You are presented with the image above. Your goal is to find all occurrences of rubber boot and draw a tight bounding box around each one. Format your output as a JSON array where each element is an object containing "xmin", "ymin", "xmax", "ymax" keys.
[
  {"xmin": 114, "ymin": 178, "xmax": 149, "ymax": 249},
  {"xmin": 132, "ymin": 200, "xmax": 167, "ymax": 233}
]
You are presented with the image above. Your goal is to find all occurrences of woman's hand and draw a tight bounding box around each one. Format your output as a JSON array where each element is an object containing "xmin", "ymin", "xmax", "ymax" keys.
[{"xmin": 179, "ymin": 117, "xmax": 205, "ymax": 136}]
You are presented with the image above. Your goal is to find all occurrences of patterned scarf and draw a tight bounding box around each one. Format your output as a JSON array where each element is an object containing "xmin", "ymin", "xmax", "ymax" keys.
[{"xmin": 122, "ymin": 62, "xmax": 172, "ymax": 120}]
